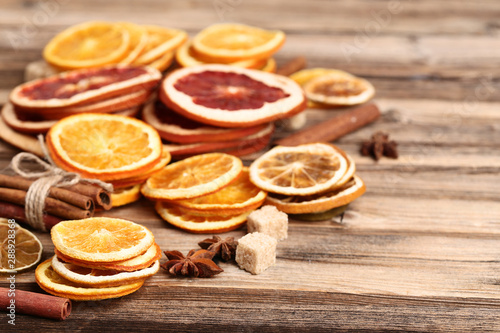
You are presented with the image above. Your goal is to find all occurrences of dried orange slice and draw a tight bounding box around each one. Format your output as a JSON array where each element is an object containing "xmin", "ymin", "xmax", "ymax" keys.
[
  {"xmin": 51, "ymin": 256, "xmax": 159, "ymax": 287},
  {"xmin": 118, "ymin": 22, "xmax": 148, "ymax": 64},
  {"xmin": 0, "ymin": 219, "xmax": 43, "ymax": 273},
  {"xmin": 304, "ymin": 73, "xmax": 375, "ymax": 106},
  {"xmin": 171, "ymin": 167, "xmax": 267, "ymax": 216},
  {"xmin": 54, "ymin": 243, "xmax": 161, "ymax": 272},
  {"xmin": 249, "ymin": 143, "xmax": 349, "ymax": 196},
  {"xmin": 111, "ymin": 184, "xmax": 142, "ymax": 207},
  {"xmin": 43, "ymin": 21, "xmax": 130, "ymax": 70},
  {"xmin": 46, "ymin": 113, "xmax": 162, "ymax": 181},
  {"xmin": 192, "ymin": 24, "xmax": 285, "ymax": 63},
  {"xmin": 111, "ymin": 151, "xmax": 171, "ymax": 189},
  {"xmin": 51, "ymin": 217, "xmax": 154, "ymax": 262},
  {"xmin": 147, "ymin": 51, "xmax": 175, "ymax": 72},
  {"xmin": 0, "ymin": 114, "xmax": 43, "ymax": 156},
  {"xmin": 134, "ymin": 25, "xmax": 187, "ymax": 65},
  {"xmin": 35, "ymin": 259, "xmax": 145, "ymax": 301},
  {"xmin": 155, "ymin": 202, "xmax": 249, "ymax": 233},
  {"xmin": 141, "ymin": 152, "xmax": 243, "ymax": 200},
  {"xmin": 265, "ymin": 175, "xmax": 366, "ymax": 215},
  {"xmin": 175, "ymin": 41, "xmax": 267, "ymax": 69},
  {"xmin": 160, "ymin": 64, "xmax": 306, "ymax": 128},
  {"xmin": 260, "ymin": 58, "xmax": 277, "ymax": 73}
]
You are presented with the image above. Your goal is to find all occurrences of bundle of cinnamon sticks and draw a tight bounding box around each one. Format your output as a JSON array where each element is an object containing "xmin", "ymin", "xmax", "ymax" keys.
[{"xmin": 0, "ymin": 174, "xmax": 111, "ymax": 230}]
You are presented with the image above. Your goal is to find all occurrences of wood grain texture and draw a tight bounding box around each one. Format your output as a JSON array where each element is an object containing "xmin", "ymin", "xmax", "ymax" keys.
[{"xmin": 1, "ymin": 0, "xmax": 500, "ymax": 332}]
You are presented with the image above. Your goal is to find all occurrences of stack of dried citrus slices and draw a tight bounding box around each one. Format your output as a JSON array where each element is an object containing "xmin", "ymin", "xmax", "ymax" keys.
[
  {"xmin": 249, "ymin": 143, "xmax": 366, "ymax": 221},
  {"xmin": 152, "ymin": 64, "xmax": 306, "ymax": 158},
  {"xmin": 141, "ymin": 152, "xmax": 266, "ymax": 233},
  {"xmin": 45, "ymin": 113, "xmax": 169, "ymax": 207},
  {"xmin": 0, "ymin": 65, "xmax": 161, "ymax": 156},
  {"xmin": 36, "ymin": 218, "xmax": 160, "ymax": 301},
  {"xmin": 43, "ymin": 21, "xmax": 187, "ymax": 72},
  {"xmin": 290, "ymin": 68, "xmax": 375, "ymax": 108},
  {"xmin": 176, "ymin": 23, "xmax": 283, "ymax": 73}
]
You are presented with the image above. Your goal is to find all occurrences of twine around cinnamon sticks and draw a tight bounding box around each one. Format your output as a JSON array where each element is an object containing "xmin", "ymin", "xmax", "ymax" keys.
[{"xmin": 0, "ymin": 136, "xmax": 113, "ymax": 231}]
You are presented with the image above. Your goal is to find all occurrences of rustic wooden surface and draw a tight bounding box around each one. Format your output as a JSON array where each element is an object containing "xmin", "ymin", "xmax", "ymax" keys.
[{"xmin": 1, "ymin": 0, "xmax": 500, "ymax": 332}]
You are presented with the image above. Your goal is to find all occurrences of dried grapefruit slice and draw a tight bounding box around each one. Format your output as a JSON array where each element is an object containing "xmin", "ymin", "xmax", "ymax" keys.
[
  {"xmin": 304, "ymin": 73, "xmax": 375, "ymax": 106},
  {"xmin": 143, "ymin": 101, "xmax": 268, "ymax": 144},
  {"xmin": 265, "ymin": 175, "xmax": 366, "ymax": 215},
  {"xmin": 111, "ymin": 184, "xmax": 142, "ymax": 207},
  {"xmin": 141, "ymin": 152, "xmax": 243, "ymax": 201},
  {"xmin": 54, "ymin": 243, "xmax": 161, "ymax": 272},
  {"xmin": 0, "ymin": 115, "xmax": 43, "ymax": 156},
  {"xmin": 175, "ymin": 41, "xmax": 267, "ymax": 69},
  {"xmin": 0, "ymin": 219, "xmax": 43, "ymax": 273},
  {"xmin": 51, "ymin": 255, "xmax": 159, "ymax": 287},
  {"xmin": 163, "ymin": 123, "xmax": 274, "ymax": 157},
  {"xmin": 2, "ymin": 103, "xmax": 55, "ymax": 134},
  {"xmin": 10, "ymin": 65, "xmax": 161, "ymax": 110},
  {"xmin": 43, "ymin": 21, "xmax": 130, "ymax": 70},
  {"xmin": 155, "ymin": 202, "xmax": 249, "ymax": 233},
  {"xmin": 46, "ymin": 113, "xmax": 162, "ymax": 181},
  {"xmin": 160, "ymin": 64, "xmax": 306, "ymax": 128},
  {"xmin": 191, "ymin": 23, "xmax": 285, "ymax": 63},
  {"xmin": 249, "ymin": 143, "xmax": 349, "ymax": 196},
  {"xmin": 171, "ymin": 167, "xmax": 267, "ymax": 216},
  {"xmin": 133, "ymin": 25, "xmax": 187, "ymax": 65},
  {"xmin": 35, "ymin": 259, "xmax": 145, "ymax": 301},
  {"xmin": 117, "ymin": 22, "xmax": 149, "ymax": 64},
  {"xmin": 51, "ymin": 217, "xmax": 154, "ymax": 262}
]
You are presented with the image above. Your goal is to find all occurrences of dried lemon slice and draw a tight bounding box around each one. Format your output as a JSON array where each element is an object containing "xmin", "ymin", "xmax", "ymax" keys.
[
  {"xmin": 51, "ymin": 256, "xmax": 159, "ymax": 287},
  {"xmin": 35, "ymin": 259, "xmax": 144, "ymax": 301},
  {"xmin": 0, "ymin": 219, "xmax": 43, "ymax": 273},
  {"xmin": 249, "ymin": 143, "xmax": 349, "ymax": 196},
  {"xmin": 51, "ymin": 217, "xmax": 154, "ymax": 262}
]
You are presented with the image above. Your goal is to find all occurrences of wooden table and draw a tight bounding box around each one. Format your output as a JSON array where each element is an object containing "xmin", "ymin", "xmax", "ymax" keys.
[{"xmin": 1, "ymin": 1, "xmax": 499, "ymax": 331}]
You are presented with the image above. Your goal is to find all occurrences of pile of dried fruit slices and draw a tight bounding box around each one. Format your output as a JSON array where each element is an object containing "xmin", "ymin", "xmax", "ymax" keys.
[
  {"xmin": 249, "ymin": 143, "xmax": 366, "ymax": 220},
  {"xmin": 36, "ymin": 218, "xmax": 160, "ymax": 300}
]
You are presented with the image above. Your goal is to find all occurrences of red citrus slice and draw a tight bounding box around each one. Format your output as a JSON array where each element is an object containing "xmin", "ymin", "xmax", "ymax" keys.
[
  {"xmin": 10, "ymin": 65, "xmax": 161, "ymax": 110},
  {"xmin": 2, "ymin": 103, "xmax": 55, "ymax": 134},
  {"xmin": 142, "ymin": 101, "xmax": 268, "ymax": 143},
  {"xmin": 0, "ymin": 114, "xmax": 43, "ymax": 156},
  {"xmin": 160, "ymin": 64, "xmax": 306, "ymax": 128},
  {"xmin": 163, "ymin": 122, "xmax": 274, "ymax": 157}
]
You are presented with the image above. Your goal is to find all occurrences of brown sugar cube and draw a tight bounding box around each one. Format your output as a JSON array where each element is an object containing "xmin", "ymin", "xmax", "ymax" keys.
[
  {"xmin": 247, "ymin": 205, "xmax": 288, "ymax": 240},
  {"xmin": 235, "ymin": 232, "xmax": 277, "ymax": 275}
]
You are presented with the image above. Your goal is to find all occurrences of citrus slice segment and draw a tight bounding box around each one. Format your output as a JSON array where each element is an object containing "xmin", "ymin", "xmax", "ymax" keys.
[
  {"xmin": 155, "ymin": 202, "xmax": 249, "ymax": 233},
  {"xmin": 266, "ymin": 175, "xmax": 365, "ymax": 214},
  {"xmin": 117, "ymin": 22, "xmax": 149, "ymax": 64},
  {"xmin": 0, "ymin": 114, "xmax": 43, "ymax": 156},
  {"xmin": 141, "ymin": 152, "xmax": 243, "ymax": 200},
  {"xmin": 171, "ymin": 167, "xmax": 267, "ymax": 216},
  {"xmin": 143, "ymin": 101, "xmax": 268, "ymax": 144},
  {"xmin": 249, "ymin": 143, "xmax": 349, "ymax": 196},
  {"xmin": 51, "ymin": 255, "xmax": 159, "ymax": 287},
  {"xmin": 133, "ymin": 25, "xmax": 188, "ymax": 65},
  {"xmin": 160, "ymin": 64, "xmax": 306, "ymax": 128},
  {"xmin": 2, "ymin": 102, "xmax": 55, "ymax": 134},
  {"xmin": 163, "ymin": 123, "xmax": 274, "ymax": 157},
  {"xmin": 260, "ymin": 58, "xmax": 277, "ymax": 73},
  {"xmin": 11, "ymin": 65, "xmax": 161, "ymax": 110},
  {"xmin": 54, "ymin": 243, "xmax": 161, "ymax": 272},
  {"xmin": 111, "ymin": 184, "xmax": 142, "ymax": 207},
  {"xmin": 0, "ymin": 218, "xmax": 43, "ymax": 273},
  {"xmin": 290, "ymin": 204, "xmax": 349, "ymax": 221},
  {"xmin": 191, "ymin": 23, "xmax": 285, "ymax": 63},
  {"xmin": 46, "ymin": 113, "xmax": 162, "ymax": 181},
  {"xmin": 51, "ymin": 217, "xmax": 154, "ymax": 262},
  {"xmin": 304, "ymin": 73, "xmax": 375, "ymax": 106},
  {"xmin": 175, "ymin": 41, "xmax": 267, "ymax": 69},
  {"xmin": 35, "ymin": 259, "xmax": 145, "ymax": 301},
  {"xmin": 146, "ymin": 51, "xmax": 175, "ymax": 72},
  {"xmin": 43, "ymin": 21, "xmax": 130, "ymax": 70}
]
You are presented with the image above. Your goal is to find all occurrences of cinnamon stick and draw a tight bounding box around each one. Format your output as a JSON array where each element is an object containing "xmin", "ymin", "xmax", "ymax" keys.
[
  {"xmin": 0, "ymin": 201, "xmax": 62, "ymax": 230},
  {"xmin": 0, "ymin": 187, "xmax": 93, "ymax": 220},
  {"xmin": 276, "ymin": 56, "xmax": 307, "ymax": 76},
  {"xmin": 67, "ymin": 183, "xmax": 112, "ymax": 210},
  {"xmin": 0, "ymin": 287, "xmax": 71, "ymax": 320},
  {"xmin": 0, "ymin": 174, "xmax": 93, "ymax": 211},
  {"xmin": 275, "ymin": 103, "xmax": 381, "ymax": 146}
]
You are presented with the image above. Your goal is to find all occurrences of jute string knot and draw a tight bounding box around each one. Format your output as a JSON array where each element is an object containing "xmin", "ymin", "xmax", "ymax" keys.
[{"xmin": 7, "ymin": 135, "xmax": 113, "ymax": 231}]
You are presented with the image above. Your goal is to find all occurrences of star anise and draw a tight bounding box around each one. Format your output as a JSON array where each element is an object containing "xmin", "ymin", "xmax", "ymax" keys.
[
  {"xmin": 161, "ymin": 249, "xmax": 223, "ymax": 278},
  {"xmin": 360, "ymin": 131, "xmax": 398, "ymax": 161},
  {"xmin": 198, "ymin": 236, "xmax": 238, "ymax": 261}
]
